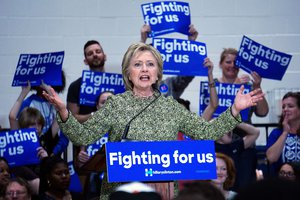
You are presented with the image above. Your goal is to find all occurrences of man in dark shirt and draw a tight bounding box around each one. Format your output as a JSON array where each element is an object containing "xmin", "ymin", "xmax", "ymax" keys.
[
  {"xmin": 66, "ymin": 40, "xmax": 107, "ymax": 199},
  {"xmin": 67, "ymin": 40, "xmax": 106, "ymax": 116}
]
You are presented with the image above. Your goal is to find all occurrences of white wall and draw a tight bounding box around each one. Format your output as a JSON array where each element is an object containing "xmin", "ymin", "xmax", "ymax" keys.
[{"xmin": 1, "ymin": 0, "xmax": 300, "ymax": 146}]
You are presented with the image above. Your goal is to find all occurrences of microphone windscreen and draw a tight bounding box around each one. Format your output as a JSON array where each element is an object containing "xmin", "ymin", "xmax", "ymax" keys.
[{"xmin": 151, "ymin": 83, "xmax": 158, "ymax": 90}]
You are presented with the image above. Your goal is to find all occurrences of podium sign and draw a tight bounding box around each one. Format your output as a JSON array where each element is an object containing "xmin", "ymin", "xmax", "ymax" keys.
[{"xmin": 106, "ymin": 140, "xmax": 216, "ymax": 182}]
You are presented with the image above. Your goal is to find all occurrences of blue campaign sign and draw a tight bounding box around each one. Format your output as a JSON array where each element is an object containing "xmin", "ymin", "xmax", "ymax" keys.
[
  {"xmin": 79, "ymin": 70, "xmax": 125, "ymax": 107},
  {"xmin": 153, "ymin": 38, "xmax": 208, "ymax": 76},
  {"xmin": 106, "ymin": 140, "xmax": 216, "ymax": 183},
  {"xmin": 68, "ymin": 161, "xmax": 83, "ymax": 193},
  {"xmin": 199, "ymin": 82, "xmax": 251, "ymax": 121},
  {"xmin": 141, "ymin": 1, "xmax": 191, "ymax": 37},
  {"xmin": 236, "ymin": 35, "xmax": 292, "ymax": 81},
  {"xmin": 0, "ymin": 128, "xmax": 40, "ymax": 167},
  {"xmin": 11, "ymin": 51, "xmax": 64, "ymax": 86},
  {"xmin": 86, "ymin": 133, "xmax": 108, "ymax": 157}
]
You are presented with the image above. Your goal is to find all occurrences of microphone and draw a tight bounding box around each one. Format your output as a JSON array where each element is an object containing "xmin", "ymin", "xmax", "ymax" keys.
[{"xmin": 121, "ymin": 84, "xmax": 161, "ymax": 141}]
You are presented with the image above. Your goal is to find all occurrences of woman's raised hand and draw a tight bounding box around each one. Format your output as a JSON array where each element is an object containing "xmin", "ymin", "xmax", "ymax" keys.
[
  {"xmin": 42, "ymin": 87, "xmax": 69, "ymax": 121},
  {"xmin": 231, "ymin": 85, "xmax": 265, "ymax": 117}
]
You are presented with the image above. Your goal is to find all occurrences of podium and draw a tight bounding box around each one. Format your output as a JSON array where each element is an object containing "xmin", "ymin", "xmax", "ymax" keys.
[
  {"xmin": 80, "ymin": 145, "xmax": 106, "ymax": 173},
  {"xmin": 80, "ymin": 140, "xmax": 216, "ymax": 200},
  {"xmin": 80, "ymin": 145, "xmax": 174, "ymax": 200}
]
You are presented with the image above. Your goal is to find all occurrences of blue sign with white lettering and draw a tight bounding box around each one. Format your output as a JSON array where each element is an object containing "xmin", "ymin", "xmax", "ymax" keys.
[
  {"xmin": 0, "ymin": 128, "xmax": 40, "ymax": 167},
  {"xmin": 106, "ymin": 140, "xmax": 216, "ymax": 182},
  {"xmin": 86, "ymin": 133, "xmax": 109, "ymax": 157},
  {"xmin": 199, "ymin": 82, "xmax": 251, "ymax": 121},
  {"xmin": 141, "ymin": 1, "xmax": 191, "ymax": 37},
  {"xmin": 11, "ymin": 51, "xmax": 64, "ymax": 86},
  {"xmin": 68, "ymin": 161, "xmax": 83, "ymax": 193},
  {"xmin": 236, "ymin": 35, "xmax": 292, "ymax": 80},
  {"xmin": 153, "ymin": 38, "xmax": 208, "ymax": 76},
  {"xmin": 79, "ymin": 70, "xmax": 125, "ymax": 107}
]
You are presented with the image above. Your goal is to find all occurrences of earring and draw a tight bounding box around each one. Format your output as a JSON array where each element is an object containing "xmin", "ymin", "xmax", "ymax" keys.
[{"xmin": 47, "ymin": 180, "xmax": 51, "ymax": 187}]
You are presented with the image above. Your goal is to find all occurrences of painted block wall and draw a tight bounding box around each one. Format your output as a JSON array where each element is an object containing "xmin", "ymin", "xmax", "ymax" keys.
[{"xmin": 1, "ymin": 0, "xmax": 299, "ymax": 148}]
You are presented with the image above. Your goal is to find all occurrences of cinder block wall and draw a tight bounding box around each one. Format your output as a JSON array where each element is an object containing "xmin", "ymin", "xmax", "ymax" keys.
[{"xmin": 1, "ymin": 0, "xmax": 299, "ymax": 147}]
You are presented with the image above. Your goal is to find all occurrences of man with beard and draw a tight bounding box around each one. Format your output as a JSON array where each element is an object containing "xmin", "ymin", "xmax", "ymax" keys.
[
  {"xmin": 66, "ymin": 40, "xmax": 107, "ymax": 200},
  {"xmin": 67, "ymin": 40, "xmax": 106, "ymax": 119}
]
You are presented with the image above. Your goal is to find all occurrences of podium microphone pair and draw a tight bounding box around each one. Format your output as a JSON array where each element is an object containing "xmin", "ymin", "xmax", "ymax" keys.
[{"xmin": 121, "ymin": 83, "xmax": 161, "ymax": 141}]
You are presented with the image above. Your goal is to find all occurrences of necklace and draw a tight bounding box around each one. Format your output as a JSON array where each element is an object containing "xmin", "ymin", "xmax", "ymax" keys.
[{"xmin": 133, "ymin": 90, "xmax": 153, "ymax": 98}]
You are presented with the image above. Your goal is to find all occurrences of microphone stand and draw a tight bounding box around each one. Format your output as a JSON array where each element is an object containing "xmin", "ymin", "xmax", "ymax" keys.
[
  {"xmin": 80, "ymin": 85, "xmax": 161, "ymax": 172},
  {"xmin": 121, "ymin": 84, "xmax": 161, "ymax": 141}
]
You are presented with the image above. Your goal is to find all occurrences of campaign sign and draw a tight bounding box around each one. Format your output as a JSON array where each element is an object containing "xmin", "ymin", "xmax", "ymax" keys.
[
  {"xmin": 236, "ymin": 35, "xmax": 292, "ymax": 80},
  {"xmin": 0, "ymin": 128, "xmax": 40, "ymax": 167},
  {"xmin": 68, "ymin": 161, "xmax": 83, "ymax": 193},
  {"xmin": 12, "ymin": 51, "xmax": 64, "ymax": 86},
  {"xmin": 106, "ymin": 140, "xmax": 216, "ymax": 182},
  {"xmin": 79, "ymin": 70, "xmax": 125, "ymax": 107},
  {"xmin": 153, "ymin": 38, "xmax": 208, "ymax": 76},
  {"xmin": 86, "ymin": 133, "xmax": 109, "ymax": 157},
  {"xmin": 199, "ymin": 82, "xmax": 251, "ymax": 121},
  {"xmin": 141, "ymin": 1, "xmax": 190, "ymax": 37}
]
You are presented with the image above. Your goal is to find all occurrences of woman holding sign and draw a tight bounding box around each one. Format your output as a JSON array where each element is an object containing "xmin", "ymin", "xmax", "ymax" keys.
[
  {"xmin": 43, "ymin": 42, "xmax": 264, "ymax": 200},
  {"xmin": 214, "ymin": 47, "xmax": 269, "ymax": 190},
  {"xmin": 216, "ymin": 48, "xmax": 269, "ymax": 118}
]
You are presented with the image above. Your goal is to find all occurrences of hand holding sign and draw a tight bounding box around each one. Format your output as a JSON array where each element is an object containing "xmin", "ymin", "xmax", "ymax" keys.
[
  {"xmin": 140, "ymin": 23, "xmax": 198, "ymax": 43},
  {"xmin": 141, "ymin": 1, "xmax": 191, "ymax": 37},
  {"xmin": 238, "ymin": 72, "xmax": 262, "ymax": 89},
  {"xmin": 188, "ymin": 24, "xmax": 198, "ymax": 41},
  {"xmin": 238, "ymin": 74, "xmax": 251, "ymax": 84},
  {"xmin": 250, "ymin": 71, "xmax": 263, "ymax": 90},
  {"xmin": 140, "ymin": 24, "xmax": 151, "ymax": 43},
  {"xmin": 36, "ymin": 146, "xmax": 49, "ymax": 160}
]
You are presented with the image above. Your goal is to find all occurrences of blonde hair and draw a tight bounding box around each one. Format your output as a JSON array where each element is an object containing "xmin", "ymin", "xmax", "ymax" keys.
[
  {"xmin": 121, "ymin": 42, "xmax": 163, "ymax": 91},
  {"xmin": 219, "ymin": 48, "xmax": 238, "ymax": 65},
  {"xmin": 18, "ymin": 107, "xmax": 45, "ymax": 130}
]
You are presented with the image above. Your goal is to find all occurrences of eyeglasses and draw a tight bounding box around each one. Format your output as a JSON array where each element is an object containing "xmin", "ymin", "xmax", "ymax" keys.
[
  {"xmin": 5, "ymin": 191, "xmax": 27, "ymax": 197},
  {"xmin": 279, "ymin": 171, "xmax": 295, "ymax": 178}
]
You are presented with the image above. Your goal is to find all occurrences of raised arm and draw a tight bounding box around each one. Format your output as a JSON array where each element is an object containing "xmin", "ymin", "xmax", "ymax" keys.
[
  {"xmin": 140, "ymin": 24, "xmax": 151, "ymax": 43},
  {"xmin": 237, "ymin": 122, "xmax": 260, "ymax": 149},
  {"xmin": 43, "ymin": 87, "xmax": 69, "ymax": 121},
  {"xmin": 266, "ymin": 116, "xmax": 290, "ymax": 164},
  {"xmin": 202, "ymin": 57, "xmax": 218, "ymax": 121},
  {"xmin": 187, "ymin": 24, "xmax": 198, "ymax": 41},
  {"xmin": 9, "ymin": 82, "xmax": 31, "ymax": 129},
  {"xmin": 251, "ymin": 71, "xmax": 269, "ymax": 117}
]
